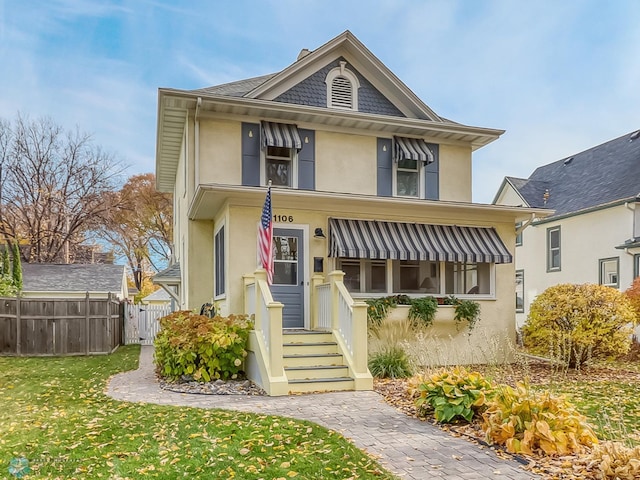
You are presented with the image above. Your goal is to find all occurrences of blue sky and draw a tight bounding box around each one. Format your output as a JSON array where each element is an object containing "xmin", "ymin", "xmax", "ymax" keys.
[{"xmin": 1, "ymin": 0, "xmax": 639, "ymax": 203}]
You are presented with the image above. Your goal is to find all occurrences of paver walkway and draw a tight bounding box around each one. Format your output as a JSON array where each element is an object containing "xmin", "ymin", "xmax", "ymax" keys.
[{"xmin": 107, "ymin": 346, "xmax": 539, "ymax": 480}]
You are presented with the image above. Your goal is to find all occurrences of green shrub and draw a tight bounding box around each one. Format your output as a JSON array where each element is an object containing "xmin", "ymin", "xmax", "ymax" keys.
[
  {"xmin": 522, "ymin": 283, "xmax": 635, "ymax": 368},
  {"xmin": 415, "ymin": 367, "xmax": 493, "ymax": 423},
  {"xmin": 408, "ymin": 296, "xmax": 438, "ymax": 327},
  {"xmin": 482, "ymin": 381, "xmax": 599, "ymax": 456},
  {"xmin": 154, "ymin": 311, "xmax": 253, "ymax": 382},
  {"xmin": 368, "ymin": 346, "xmax": 413, "ymax": 378}
]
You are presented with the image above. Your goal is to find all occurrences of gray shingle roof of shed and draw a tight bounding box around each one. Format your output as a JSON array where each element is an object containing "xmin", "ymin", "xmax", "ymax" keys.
[
  {"xmin": 21, "ymin": 264, "xmax": 126, "ymax": 293},
  {"xmin": 511, "ymin": 129, "xmax": 640, "ymax": 217}
]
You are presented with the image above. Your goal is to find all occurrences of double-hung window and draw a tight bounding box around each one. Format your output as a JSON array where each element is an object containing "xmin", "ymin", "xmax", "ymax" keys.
[
  {"xmin": 395, "ymin": 158, "xmax": 422, "ymax": 198},
  {"xmin": 214, "ymin": 226, "xmax": 225, "ymax": 297},
  {"xmin": 599, "ymin": 257, "xmax": 619, "ymax": 288},
  {"xmin": 265, "ymin": 146, "xmax": 296, "ymax": 188},
  {"xmin": 547, "ymin": 226, "xmax": 561, "ymax": 271},
  {"xmin": 515, "ymin": 270, "xmax": 524, "ymax": 313}
]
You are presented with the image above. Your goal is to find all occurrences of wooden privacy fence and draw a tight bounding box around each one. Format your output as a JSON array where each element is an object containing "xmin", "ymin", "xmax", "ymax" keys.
[
  {"xmin": 124, "ymin": 303, "xmax": 172, "ymax": 346},
  {"xmin": 0, "ymin": 293, "xmax": 122, "ymax": 356}
]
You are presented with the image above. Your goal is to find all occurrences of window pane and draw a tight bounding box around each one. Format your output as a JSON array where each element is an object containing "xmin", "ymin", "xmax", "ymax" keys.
[
  {"xmin": 267, "ymin": 146, "xmax": 291, "ymax": 158},
  {"xmin": 368, "ymin": 261, "xmax": 387, "ymax": 292},
  {"xmin": 266, "ymin": 159, "xmax": 291, "ymax": 187},
  {"xmin": 551, "ymin": 250, "xmax": 560, "ymax": 269},
  {"xmin": 342, "ymin": 261, "xmax": 361, "ymax": 292},
  {"xmin": 397, "ymin": 158, "xmax": 418, "ymax": 170},
  {"xmin": 445, "ymin": 262, "xmax": 489, "ymax": 294},
  {"xmin": 397, "ymin": 171, "xmax": 418, "ymax": 196},
  {"xmin": 399, "ymin": 260, "xmax": 419, "ymax": 291},
  {"xmin": 215, "ymin": 227, "xmax": 225, "ymax": 296},
  {"xmin": 273, "ymin": 262, "xmax": 297, "ymax": 285},
  {"xmin": 549, "ymin": 230, "xmax": 560, "ymax": 249},
  {"xmin": 600, "ymin": 259, "xmax": 618, "ymax": 287},
  {"xmin": 273, "ymin": 236, "xmax": 297, "ymax": 261}
]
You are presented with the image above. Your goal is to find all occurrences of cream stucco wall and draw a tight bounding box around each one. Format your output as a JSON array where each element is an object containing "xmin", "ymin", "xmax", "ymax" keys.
[
  {"xmin": 198, "ymin": 119, "xmax": 242, "ymax": 185},
  {"xmin": 439, "ymin": 145, "xmax": 472, "ymax": 202},
  {"xmin": 515, "ymin": 204, "xmax": 634, "ymax": 328},
  {"xmin": 315, "ymin": 130, "xmax": 377, "ymax": 195}
]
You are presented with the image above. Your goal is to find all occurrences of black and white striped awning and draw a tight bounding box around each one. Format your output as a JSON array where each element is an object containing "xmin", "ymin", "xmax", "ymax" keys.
[
  {"xmin": 329, "ymin": 218, "xmax": 512, "ymax": 263},
  {"xmin": 393, "ymin": 136, "xmax": 434, "ymax": 164},
  {"xmin": 261, "ymin": 121, "xmax": 302, "ymax": 151}
]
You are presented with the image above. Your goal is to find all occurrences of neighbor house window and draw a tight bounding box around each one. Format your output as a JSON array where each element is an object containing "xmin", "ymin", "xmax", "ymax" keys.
[
  {"xmin": 515, "ymin": 222, "xmax": 523, "ymax": 246},
  {"xmin": 264, "ymin": 146, "xmax": 296, "ymax": 188},
  {"xmin": 635, "ymin": 254, "xmax": 640, "ymax": 278},
  {"xmin": 599, "ymin": 257, "xmax": 619, "ymax": 288},
  {"xmin": 325, "ymin": 61, "xmax": 360, "ymax": 110},
  {"xmin": 515, "ymin": 270, "xmax": 524, "ymax": 313},
  {"xmin": 547, "ymin": 226, "xmax": 561, "ymax": 271},
  {"xmin": 214, "ymin": 226, "xmax": 225, "ymax": 297}
]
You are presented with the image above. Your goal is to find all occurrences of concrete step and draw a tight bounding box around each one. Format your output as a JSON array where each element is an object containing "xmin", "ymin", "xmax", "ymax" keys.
[{"xmin": 284, "ymin": 364, "xmax": 350, "ymax": 380}]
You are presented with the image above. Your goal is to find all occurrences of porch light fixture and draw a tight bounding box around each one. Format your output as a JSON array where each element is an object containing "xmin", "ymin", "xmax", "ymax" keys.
[{"xmin": 314, "ymin": 228, "xmax": 326, "ymax": 239}]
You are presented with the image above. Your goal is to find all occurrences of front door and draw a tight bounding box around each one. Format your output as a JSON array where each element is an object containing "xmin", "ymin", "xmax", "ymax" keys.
[{"xmin": 271, "ymin": 228, "xmax": 304, "ymax": 328}]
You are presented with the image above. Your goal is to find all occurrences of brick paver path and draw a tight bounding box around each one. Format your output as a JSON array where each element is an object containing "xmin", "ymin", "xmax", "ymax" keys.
[{"xmin": 107, "ymin": 346, "xmax": 539, "ymax": 480}]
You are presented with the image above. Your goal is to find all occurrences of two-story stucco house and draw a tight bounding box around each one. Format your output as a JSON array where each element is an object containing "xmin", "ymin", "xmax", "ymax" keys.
[
  {"xmin": 494, "ymin": 129, "xmax": 640, "ymax": 330},
  {"xmin": 154, "ymin": 31, "xmax": 547, "ymax": 395}
]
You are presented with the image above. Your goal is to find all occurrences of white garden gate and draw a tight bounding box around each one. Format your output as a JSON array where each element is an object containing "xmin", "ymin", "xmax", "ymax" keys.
[{"xmin": 124, "ymin": 303, "xmax": 172, "ymax": 345}]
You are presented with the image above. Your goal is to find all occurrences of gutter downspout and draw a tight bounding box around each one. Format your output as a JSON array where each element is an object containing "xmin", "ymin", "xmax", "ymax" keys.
[
  {"xmin": 515, "ymin": 213, "xmax": 537, "ymax": 236},
  {"xmin": 194, "ymin": 97, "xmax": 202, "ymax": 188}
]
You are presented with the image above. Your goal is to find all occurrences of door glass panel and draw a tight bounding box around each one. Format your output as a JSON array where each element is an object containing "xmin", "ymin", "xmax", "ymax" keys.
[{"xmin": 273, "ymin": 236, "xmax": 298, "ymax": 285}]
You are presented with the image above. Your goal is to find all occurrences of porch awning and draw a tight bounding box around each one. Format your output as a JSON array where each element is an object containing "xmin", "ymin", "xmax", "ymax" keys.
[
  {"xmin": 328, "ymin": 218, "xmax": 512, "ymax": 263},
  {"xmin": 261, "ymin": 121, "xmax": 302, "ymax": 151},
  {"xmin": 393, "ymin": 136, "xmax": 434, "ymax": 164}
]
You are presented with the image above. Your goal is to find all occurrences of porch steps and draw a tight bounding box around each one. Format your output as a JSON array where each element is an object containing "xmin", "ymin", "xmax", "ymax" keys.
[{"xmin": 282, "ymin": 330, "xmax": 355, "ymax": 394}]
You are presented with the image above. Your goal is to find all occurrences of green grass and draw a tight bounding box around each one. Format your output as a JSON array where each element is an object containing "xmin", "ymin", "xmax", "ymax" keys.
[
  {"xmin": 545, "ymin": 380, "xmax": 640, "ymax": 446},
  {"xmin": 0, "ymin": 346, "xmax": 396, "ymax": 479}
]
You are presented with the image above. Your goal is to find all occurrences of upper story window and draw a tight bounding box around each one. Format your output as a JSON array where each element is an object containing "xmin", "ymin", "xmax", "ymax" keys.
[
  {"xmin": 326, "ymin": 61, "xmax": 360, "ymax": 111},
  {"xmin": 393, "ymin": 136, "xmax": 434, "ymax": 199},
  {"xmin": 515, "ymin": 222, "xmax": 523, "ymax": 246},
  {"xmin": 261, "ymin": 121, "xmax": 302, "ymax": 188},
  {"xmin": 547, "ymin": 226, "xmax": 561, "ymax": 271}
]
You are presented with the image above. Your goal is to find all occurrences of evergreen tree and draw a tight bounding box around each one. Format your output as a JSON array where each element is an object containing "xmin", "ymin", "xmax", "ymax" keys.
[
  {"xmin": 11, "ymin": 242, "xmax": 22, "ymax": 291},
  {"xmin": 0, "ymin": 247, "xmax": 7, "ymax": 275}
]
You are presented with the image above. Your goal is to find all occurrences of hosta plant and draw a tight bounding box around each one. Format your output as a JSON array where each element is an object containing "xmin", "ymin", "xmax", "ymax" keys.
[
  {"xmin": 415, "ymin": 367, "xmax": 493, "ymax": 423},
  {"xmin": 589, "ymin": 441, "xmax": 640, "ymax": 480},
  {"xmin": 481, "ymin": 381, "xmax": 598, "ymax": 456}
]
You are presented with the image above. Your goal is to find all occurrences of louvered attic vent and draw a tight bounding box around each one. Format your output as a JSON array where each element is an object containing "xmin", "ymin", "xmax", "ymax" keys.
[{"xmin": 331, "ymin": 76, "xmax": 352, "ymax": 109}]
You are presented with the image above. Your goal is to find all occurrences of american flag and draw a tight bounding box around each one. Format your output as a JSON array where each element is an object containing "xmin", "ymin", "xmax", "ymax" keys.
[{"xmin": 258, "ymin": 185, "xmax": 274, "ymax": 284}]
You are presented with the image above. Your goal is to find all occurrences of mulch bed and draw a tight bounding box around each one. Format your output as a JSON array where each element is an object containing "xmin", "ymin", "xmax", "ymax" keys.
[{"xmin": 373, "ymin": 358, "xmax": 640, "ymax": 480}]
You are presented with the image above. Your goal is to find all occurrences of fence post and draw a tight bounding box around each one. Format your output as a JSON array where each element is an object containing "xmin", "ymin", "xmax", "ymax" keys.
[
  {"xmin": 85, "ymin": 292, "xmax": 90, "ymax": 355},
  {"xmin": 16, "ymin": 294, "xmax": 21, "ymax": 355}
]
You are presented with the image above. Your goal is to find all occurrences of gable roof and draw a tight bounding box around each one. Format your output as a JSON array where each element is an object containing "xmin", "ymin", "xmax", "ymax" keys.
[
  {"xmin": 156, "ymin": 30, "xmax": 505, "ymax": 192},
  {"xmin": 499, "ymin": 129, "xmax": 640, "ymax": 217},
  {"xmin": 142, "ymin": 288, "xmax": 171, "ymax": 303},
  {"xmin": 22, "ymin": 264, "xmax": 127, "ymax": 294}
]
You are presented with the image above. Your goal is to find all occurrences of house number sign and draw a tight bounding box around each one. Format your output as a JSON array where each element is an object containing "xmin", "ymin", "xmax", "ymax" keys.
[{"xmin": 273, "ymin": 214, "xmax": 294, "ymax": 223}]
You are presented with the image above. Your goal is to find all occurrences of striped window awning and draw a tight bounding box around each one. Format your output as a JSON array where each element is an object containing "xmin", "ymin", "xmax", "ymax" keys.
[
  {"xmin": 261, "ymin": 121, "xmax": 303, "ymax": 151},
  {"xmin": 394, "ymin": 136, "xmax": 434, "ymax": 164},
  {"xmin": 329, "ymin": 218, "xmax": 512, "ymax": 263}
]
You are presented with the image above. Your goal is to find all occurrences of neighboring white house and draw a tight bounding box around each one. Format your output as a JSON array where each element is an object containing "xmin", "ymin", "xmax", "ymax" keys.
[
  {"xmin": 154, "ymin": 30, "xmax": 547, "ymax": 395},
  {"xmin": 141, "ymin": 288, "xmax": 172, "ymax": 306},
  {"xmin": 494, "ymin": 128, "xmax": 640, "ymax": 328},
  {"xmin": 21, "ymin": 263, "xmax": 129, "ymax": 300}
]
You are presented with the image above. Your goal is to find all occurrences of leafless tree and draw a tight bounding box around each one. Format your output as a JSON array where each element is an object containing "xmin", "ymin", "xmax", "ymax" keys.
[{"xmin": 0, "ymin": 114, "xmax": 125, "ymax": 263}]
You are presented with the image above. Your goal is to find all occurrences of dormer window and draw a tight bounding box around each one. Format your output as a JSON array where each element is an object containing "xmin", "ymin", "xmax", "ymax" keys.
[{"xmin": 326, "ymin": 61, "xmax": 360, "ymax": 111}]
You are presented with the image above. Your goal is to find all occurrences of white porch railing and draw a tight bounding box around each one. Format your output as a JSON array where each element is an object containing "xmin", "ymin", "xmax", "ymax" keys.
[
  {"xmin": 315, "ymin": 283, "xmax": 331, "ymax": 330},
  {"xmin": 243, "ymin": 269, "xmax": 286, "ymax": 395}
]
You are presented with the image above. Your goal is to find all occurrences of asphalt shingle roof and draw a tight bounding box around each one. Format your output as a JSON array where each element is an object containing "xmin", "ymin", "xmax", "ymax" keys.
[
  {"xmin": 21, "ymin": 264, "xmax": 126, "ymax": 293},
  {"xmin": 510, "ymin": 129, "xmax": 640, "ymax": 217}
]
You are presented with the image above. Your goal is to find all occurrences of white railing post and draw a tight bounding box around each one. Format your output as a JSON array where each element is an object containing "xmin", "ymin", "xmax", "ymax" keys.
[
  {"xmin": 328, "ymin": 270, "xmax": 345, "ymax": 331},
  {"xmin": 351, "ymin": 300, "xmax": 369, "ymax": 374},
  {"xmin": 310, "ymin": 273, "xmax": 324, "ymax": 330}
]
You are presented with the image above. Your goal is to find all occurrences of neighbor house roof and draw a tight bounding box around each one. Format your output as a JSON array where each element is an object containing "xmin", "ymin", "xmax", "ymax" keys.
[
  {"xmin": 142, "ymin": 288, "xmax": 171, "ymax": 303},
  {"xmin": 499, "ymin": 129, "xmax": 640, "ymax": 218},
  {"xmin": 22, "ymin": 264, "xmax": 127, "ymax": 294}
]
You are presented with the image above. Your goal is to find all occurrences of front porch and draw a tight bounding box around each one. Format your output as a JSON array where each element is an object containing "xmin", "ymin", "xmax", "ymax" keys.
[{"xmin": 243, "ymin": 269, "xmax": 373, "ymax": 396}]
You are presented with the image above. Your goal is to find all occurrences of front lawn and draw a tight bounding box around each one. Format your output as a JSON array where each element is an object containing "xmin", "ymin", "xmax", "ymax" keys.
[{"xmin": 0, "ymin": 346, "xmax": 395, "ymax": 479}]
